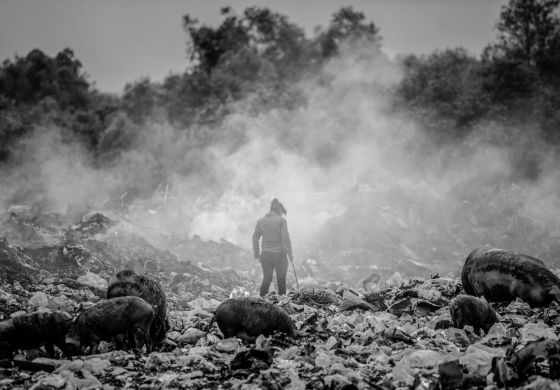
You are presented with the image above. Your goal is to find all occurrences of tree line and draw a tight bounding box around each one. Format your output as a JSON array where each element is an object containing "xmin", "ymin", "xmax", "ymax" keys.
[{"xmin": 1, "ymin": 0, "xmax": 559, "ymax": 188}]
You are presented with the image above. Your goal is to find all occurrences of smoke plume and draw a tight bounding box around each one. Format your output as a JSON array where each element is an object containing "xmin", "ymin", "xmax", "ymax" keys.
[{"xmin": 2, "ymin": 41, "xmax": 559, "ymax": 278}]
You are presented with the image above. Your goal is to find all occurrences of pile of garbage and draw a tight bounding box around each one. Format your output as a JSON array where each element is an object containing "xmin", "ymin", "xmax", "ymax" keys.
[
  {"xmin": 309, "ymin": 181, "xmax": 560, "ymax": 285},
  {"xmin": 1, "ymin": 274, "xmax": 560, "ymax": 389},
  {"xmin": 2, "ymin": 204, "xmax": 560, "ymax": 388},
  {"xmin": 0, "ymin": 207, "xmax": 253, "ymax": 300}
]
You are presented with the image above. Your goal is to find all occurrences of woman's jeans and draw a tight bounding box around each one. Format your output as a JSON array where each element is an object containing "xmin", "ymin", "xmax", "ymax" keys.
[{"xmin": 260, "ymin": 251, "xmax": 289, "ymax": 296}]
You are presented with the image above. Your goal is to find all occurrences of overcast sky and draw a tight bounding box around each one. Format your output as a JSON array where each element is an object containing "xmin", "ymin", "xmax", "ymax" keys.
[{"xmin": 0, "ymin": 0, "xmax": 508, "ymax": 93}]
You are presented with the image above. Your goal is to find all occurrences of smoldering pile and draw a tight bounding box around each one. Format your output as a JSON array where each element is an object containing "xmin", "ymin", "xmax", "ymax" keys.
[{"xmin": 0, "ymin": 206, "xmax": 253, "ymax": 302}]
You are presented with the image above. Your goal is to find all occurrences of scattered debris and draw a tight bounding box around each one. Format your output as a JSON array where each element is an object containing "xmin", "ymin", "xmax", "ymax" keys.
[
  {"xmin": 1, "ymin": 208, "xmax": 560, "ymax": 388},
  {"xmin": 493, "ymin": 338, "xmax": 560, "ymax": 387}
]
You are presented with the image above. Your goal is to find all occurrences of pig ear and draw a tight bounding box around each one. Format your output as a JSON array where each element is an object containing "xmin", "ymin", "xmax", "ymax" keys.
[{"xmin": 480, "ymin": 295, "xmax": 488, "ymax": 303}]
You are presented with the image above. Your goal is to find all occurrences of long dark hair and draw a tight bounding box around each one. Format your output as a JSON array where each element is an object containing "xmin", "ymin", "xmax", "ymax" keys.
[{"xmin": 270, "ymin": 198, "xmax": 287, "ymax": 215}]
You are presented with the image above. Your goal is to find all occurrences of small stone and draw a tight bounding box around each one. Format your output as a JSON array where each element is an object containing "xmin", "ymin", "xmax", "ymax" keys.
[
  {"xmin": 176, "ymin": 328, "xmax": 206, "ymax": 345},
  {"xmin": 29, "ymin": 374, "xmax": 66, "ymax": 390},
  {"xmin": 324, "ymin": 336, "xmax": 338, "ymax": 350},
  {"xmin": 28, "ymin": 291, "xmax": 49, "ymax": 308},
  {"xmin": 215, "ymin": 338, "xmax": 241, "ymax": 353}
]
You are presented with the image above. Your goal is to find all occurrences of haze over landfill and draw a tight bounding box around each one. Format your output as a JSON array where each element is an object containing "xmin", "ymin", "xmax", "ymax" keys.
[
  {"xmin": 2, "ymin": 0, "xmax": 560, "ymax": 281},
  {"xmin": 2, "ymin": 2, "xmax": 560, "ymax": 389}
]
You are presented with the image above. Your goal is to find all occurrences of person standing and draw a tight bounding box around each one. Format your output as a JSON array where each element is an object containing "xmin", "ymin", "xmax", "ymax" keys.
[{"xmin": 252, "ymin": 199, "xmax": 293, "ymax": 296}]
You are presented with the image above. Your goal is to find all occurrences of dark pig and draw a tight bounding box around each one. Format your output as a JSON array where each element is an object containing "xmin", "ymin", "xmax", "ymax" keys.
[
  {"xmin": 107, "ymin": 270, "xmax": 169, "ymax": 344},
  {"xmin": 0, "ymin": 310, "xmax": 72, "ymax": 358},
  {"xmin": 465, "ymin": 248, "xmax": 560, "ymax": 307},
  {"xmin": 450, "ymin": 294, "xmax": 498, "ymax": 335},
  {"xmin": 460, "ymin": 247, "xmax": 544, "ymax": 295},
  {"xmin": 461, "ymin": 247, "xmax": 494, "ymax": 295},
  {"xmin": 65, "ymin": 296, "xmax": 154, "ymax": 354},
  {"xmin": 214, "ymin": 297, "xmax": 295, "ymax": 342}
]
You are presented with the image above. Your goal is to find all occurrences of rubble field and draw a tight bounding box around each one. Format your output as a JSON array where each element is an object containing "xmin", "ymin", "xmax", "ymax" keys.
[
  {"xmin": 1, "ymin": 208, "xmax": 560, "ymax": 389},
  {"xmin": 1, "ymin": 276, "xmax": 560, "ymax": 389}
]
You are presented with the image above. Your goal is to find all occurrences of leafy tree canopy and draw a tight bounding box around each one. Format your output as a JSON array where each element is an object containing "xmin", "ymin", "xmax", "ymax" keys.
[{"xmin": 0, "ymin": 48, "xmax": 90, "ymax": 110}]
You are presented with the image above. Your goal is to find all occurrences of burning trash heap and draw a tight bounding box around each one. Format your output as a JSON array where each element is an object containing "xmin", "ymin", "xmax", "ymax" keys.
[{"xmin": 1, "ymin": 209, "xmax": 560, "ymax": 389}]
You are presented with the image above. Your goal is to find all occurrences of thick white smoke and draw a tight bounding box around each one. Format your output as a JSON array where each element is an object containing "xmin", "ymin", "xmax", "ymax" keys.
[{"xmin": 1, "ymin": 39, "xmax": 559, "ymax": 277}]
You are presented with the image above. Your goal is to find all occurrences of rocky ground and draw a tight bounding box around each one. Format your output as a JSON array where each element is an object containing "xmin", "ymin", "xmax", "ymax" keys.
[
  {"xmin": 1, "ymin": 207, "xmax": 560, "ymax": 389},
  {"xmin": 0, "ymin": 277, "xmax": 559, "ymax": 389}
]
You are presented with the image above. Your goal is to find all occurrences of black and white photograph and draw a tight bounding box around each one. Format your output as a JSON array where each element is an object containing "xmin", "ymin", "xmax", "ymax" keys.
[{"xmin": 1, "ymin": 0, "xmax": 560, "ymax": 388}]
